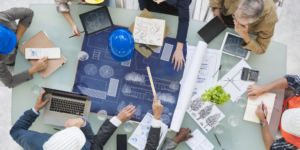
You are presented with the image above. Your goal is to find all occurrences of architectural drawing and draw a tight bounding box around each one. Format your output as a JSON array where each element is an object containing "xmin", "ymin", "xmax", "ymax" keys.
[
  {"xmin": 221, "ymin": 33, "xmax": 250, "ymax": 59},
  {"xmin": 161, "ymin": 114, "xmax": 170, "ymax": 124},
  {"xmin": 187, "ymin": 96, "xmax": 225, "ymax": 133},
  {"xmin": 160, "ymin": 43, "xmax": 173, "ymax": 62},
  {"xmin": 73, "ymin": 26, "xmax": 187, "ymax": 126},
  {"xmin": 216, "ymin": 60, "xmax": 255, "ymax": 102},
  {"xmin": 133, "ymin": 17, "xmax": 165, "ymax": 46},
  {"xmin": 99, "ymin": 65, "xmax": 114, "ymax": 78},
  {"xmin": 86, "ymin": 13, "xmax": 104, "ymax": 30},
  {"xmin": 84, "ymin": 64, "xmax": 97, "ymax": 75}
]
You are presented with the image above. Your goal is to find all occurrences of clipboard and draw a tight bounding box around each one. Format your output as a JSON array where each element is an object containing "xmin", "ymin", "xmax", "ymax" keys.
[{"xmin": 19, "ymin": 31, "xmax": 67, "ymax": 78}]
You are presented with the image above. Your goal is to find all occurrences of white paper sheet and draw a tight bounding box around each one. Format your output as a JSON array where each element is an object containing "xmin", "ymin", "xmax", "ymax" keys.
[
  {"xmin": 170, "ymin": 41, "xmax": 207, "ymax": 132},
  {"xmin": 180, "ymin": 46, "xmax": 221, "ymax": 99},
  {"xmin": 185, "ymin": 129, "xmax": 214, "ymax": 150},
  {"xmin": 128, "ymin": 113, "xmax": 168, "ymax": 150},
  {"xmin": 187, "ymin": 95, "xmax": 225, "ymax": 133},
  {"xmin": 216, "ymin": 60, "xmax": 255, "ymax": 102},
  {"xmin": 133, "ymin": 17, "xmax": 165, "ymax": 46}
]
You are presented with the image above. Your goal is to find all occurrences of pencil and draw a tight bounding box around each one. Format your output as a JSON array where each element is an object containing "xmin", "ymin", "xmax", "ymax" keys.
[
  {"xmin": 146, "ymin": 66, "xmax": 156, "ymax": 96},
  {"xmin": 214, "ymin": 132, "xmax": 221, "ymax": 147},
  {"xmin": 69, "ymin": 31, "xmax": 85, "ymax": 38}
]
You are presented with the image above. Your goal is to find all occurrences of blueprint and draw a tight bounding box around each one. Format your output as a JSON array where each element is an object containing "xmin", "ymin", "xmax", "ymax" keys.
[{"xmin": 73, "ymin": 26, "xmax": 187, "ymax": 126}]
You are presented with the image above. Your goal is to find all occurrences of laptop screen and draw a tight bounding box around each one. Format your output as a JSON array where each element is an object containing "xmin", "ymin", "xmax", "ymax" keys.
[{"xmin": 43, "ymin": 87, "xmax": 89, "ymax": 101}]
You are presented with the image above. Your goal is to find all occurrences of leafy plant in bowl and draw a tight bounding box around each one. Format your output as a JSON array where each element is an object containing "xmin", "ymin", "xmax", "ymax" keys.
[{"xmin": 201, "ymin": 85, "xmax": 231, "ymax": 106}]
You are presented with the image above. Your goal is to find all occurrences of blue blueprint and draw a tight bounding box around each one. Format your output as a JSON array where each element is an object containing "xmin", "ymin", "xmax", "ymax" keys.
[{"xmin": 73, "ymin": 26, "xmax": 187, "ymax": 126}]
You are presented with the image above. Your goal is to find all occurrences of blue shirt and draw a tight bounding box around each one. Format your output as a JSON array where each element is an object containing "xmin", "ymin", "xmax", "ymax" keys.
[{"xmin": 139, "ymin": 0, "xmax": 191, "ymax": 43}]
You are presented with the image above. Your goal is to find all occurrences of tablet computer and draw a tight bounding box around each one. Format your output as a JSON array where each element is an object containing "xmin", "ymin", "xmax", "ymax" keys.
[
  {"xmin": 197, "ymin": 16, "xmax": 227, "ymax": 44},
  {"xmin": 79, "ymin": 6, "xmax": 113, "ymax": 36}
]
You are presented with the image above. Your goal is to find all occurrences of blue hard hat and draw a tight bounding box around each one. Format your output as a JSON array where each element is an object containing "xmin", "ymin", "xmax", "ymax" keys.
[
  {"xmin": 0, "ymin": 24, "xmax": 17, "ymax": 55},
  {"xmin": 108, "ymin": 28, "xmax": 134, "ymax": 62}
]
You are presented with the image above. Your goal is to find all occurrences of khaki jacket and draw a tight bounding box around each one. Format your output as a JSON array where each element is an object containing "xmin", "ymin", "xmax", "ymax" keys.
[{"xmin": 209, "ymin": 0, "xmax": 278, "ymax": 54}]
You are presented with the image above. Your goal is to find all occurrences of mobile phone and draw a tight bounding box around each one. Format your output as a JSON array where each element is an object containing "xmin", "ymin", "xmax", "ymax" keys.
[{"xmin": 117, "ymin": 134, "xmax": 127, "ymax": 150}]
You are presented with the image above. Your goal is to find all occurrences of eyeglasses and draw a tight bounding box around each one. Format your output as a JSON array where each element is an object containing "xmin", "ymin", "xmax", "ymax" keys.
[{"xmin": 232, "ymin": 13, "xmax": 246, "ymax": 28}]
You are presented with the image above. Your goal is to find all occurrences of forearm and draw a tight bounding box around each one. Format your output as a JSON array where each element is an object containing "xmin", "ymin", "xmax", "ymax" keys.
[
  {"xmin": 61, "ymin": 12, "xmax": 76, "ymax": 27},
  {"xmin": 28, "ymin": 66, "xmax": 38, "ymax": 75},
  {"xmin": 176, "ymin": 42, "xmax": 183, "ymax": 51},
  {"xmin": 16, "ymin": 24, "xmax": 28, "ymax": 44},
  {"xmin": 262, "ymin": 78, "xmax": 288, "ymax": 93},
  {"xmin": 261, "ymin": 125, "xmax": 274, "ymax": 150}
]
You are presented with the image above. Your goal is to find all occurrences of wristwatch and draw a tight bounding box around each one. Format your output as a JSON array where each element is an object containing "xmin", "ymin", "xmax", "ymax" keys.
[{"xmin": 260, "ymin": 121, "xmax": 268, "ymax": 126}]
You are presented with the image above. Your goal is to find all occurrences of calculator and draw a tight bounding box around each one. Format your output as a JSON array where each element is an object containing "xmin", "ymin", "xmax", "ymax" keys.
[{"xmin": 241, "ymin": 67, "xmax": 259, "ymax": 82}]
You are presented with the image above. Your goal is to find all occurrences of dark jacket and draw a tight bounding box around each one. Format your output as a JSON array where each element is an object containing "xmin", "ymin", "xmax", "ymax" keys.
[
  {"xmin": 138, "ymin": 0, "xmax": 191, "ymax": 44},
  {"xmin": 10, "ymin": 109, "xmax": 94, "ymax": 150},
  {"xmin": 91, "ymin": 119, "xmax": 161, "ymax": 150}
]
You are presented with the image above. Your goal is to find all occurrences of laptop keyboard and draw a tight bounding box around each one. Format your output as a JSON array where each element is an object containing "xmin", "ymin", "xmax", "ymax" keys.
[{"xmin": 50, "ymin": 98, "xmax": 85, "ymax": 116}]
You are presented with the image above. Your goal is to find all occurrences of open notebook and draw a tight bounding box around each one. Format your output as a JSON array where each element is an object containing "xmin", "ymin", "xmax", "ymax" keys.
[{"xmin": 244, "ymin": 93, "xmax": 276, "ymax": 123}]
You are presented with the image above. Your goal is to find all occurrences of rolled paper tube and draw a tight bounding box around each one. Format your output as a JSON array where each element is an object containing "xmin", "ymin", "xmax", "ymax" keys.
[{"xmin": 170, "ymin": 41, "xmax": 208, "ymax": 132}]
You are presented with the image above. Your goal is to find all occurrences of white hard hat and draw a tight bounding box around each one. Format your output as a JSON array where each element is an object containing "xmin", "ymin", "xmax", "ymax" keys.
[
  {"xmin": 281, "ymin": 108, "xmax": 300, "ymax": 137},
  {"xmin": 43, "ymin": 126, "xmax": 86, "ymax": 150}
]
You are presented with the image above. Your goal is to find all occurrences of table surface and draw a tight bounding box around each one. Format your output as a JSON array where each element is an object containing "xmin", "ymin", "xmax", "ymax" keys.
[{"xmin": 12, "ymin": 4, "xmax": 287, "ymax": 150}]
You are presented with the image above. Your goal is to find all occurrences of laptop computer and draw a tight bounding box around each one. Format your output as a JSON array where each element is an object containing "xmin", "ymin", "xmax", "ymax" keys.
[{"xmin": 42, "ymin": 87, "xmax": 91, "ymax": 126}]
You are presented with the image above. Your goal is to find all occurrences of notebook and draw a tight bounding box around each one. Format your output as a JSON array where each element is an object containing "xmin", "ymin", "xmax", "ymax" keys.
[
  {"xmin": 197, "ymin": 16, "xmax": 227, "ymax": 44},
  {"xmin": 19, "ymin": 31, "xmax": 67, "ymax": 78},
  {"xmin": 244, "ymin": 93, "xmax": 276, "ymax": 123},
  {"xmin": 133, "ymin": 17, "xmax": 166, "ymax": 46}
]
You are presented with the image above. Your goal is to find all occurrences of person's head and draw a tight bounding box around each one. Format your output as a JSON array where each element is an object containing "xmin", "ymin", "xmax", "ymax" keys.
[
  {"xmin": 233, "ymin": 0, "xmax": 264, "ymax": 27},
  {"xmin": 0, "ymin": 24, "xmax": 17, "ymax": 55},
  {"xmin": 43, "ymin": 123, "xmax": 86, "ymax": 150},
  {"xmin": 281, "ymin": 108, "xmax": 300, "ymax": 138}
]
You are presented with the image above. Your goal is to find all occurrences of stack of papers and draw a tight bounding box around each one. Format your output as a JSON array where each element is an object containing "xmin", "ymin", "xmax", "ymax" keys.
[
  {"xmin": 128, "ymin": 113, "xmax": 168, "ymax": 150},
  {"xmin": 185, "ymin": 129, "xmax": 214, "ymax": 150}
]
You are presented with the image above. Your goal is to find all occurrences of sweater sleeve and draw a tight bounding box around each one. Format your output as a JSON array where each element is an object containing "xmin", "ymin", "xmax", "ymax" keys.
[
  {"xmin": 144, "ymin": 127, "xmax": 161, "ymax": 150},
  {"xmin": 80, "ymin": 121, "xmax": 95, "ymax": 150},
  {"xmin": 10, "ymin": 109, "xmax": 40, "ymax": 147},
  {"xmin": 241, "ymin": 23, "xmax": 275, "ymax": 55},
  {"xmin": 0, "ymin": 60, "xmax": 33, "ymax": 88},
  {"xmin": 176, "ymin": 0, "xmax": 190, "ymax": 43},
  {"xmin": 1, "ymin": 7, "xmax": 34, "ymax": 28}
]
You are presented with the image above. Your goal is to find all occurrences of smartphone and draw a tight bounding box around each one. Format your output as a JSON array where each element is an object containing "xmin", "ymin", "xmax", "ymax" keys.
[{"xmin": 117, "ymin": 134, "xmax": 127, "ymax": 150}]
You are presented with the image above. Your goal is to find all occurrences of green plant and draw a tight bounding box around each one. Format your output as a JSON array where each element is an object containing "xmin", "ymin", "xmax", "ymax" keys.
[{"xmin": 201, "ymin": 85, "xmax": 231, "ymax": 106}]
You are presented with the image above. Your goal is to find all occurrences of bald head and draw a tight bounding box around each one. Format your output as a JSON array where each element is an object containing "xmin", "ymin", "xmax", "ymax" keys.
[{"xmin": 236, "ymin": 0, "xmax": 264, "ymax": 23}]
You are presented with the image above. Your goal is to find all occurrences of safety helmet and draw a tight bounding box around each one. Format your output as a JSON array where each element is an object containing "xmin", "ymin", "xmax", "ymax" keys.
[
  {"xmin": 0, "ymin": 24, "xmax": 17, "ymax": 55},
  {"xmin": 108, "ymin": 28, "xmax": 134, "ymax": 62}
]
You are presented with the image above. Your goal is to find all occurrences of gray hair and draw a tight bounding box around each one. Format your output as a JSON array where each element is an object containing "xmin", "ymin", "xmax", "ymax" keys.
[{"xmin": 237, "ymin": 0, "xmax": 264, "ymax": 23}]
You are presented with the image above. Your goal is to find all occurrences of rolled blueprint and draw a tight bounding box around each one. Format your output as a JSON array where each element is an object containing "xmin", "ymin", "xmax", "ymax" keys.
[{"xmin": 170, "ymin": 41, "xmax": 208, "ymax": 132}]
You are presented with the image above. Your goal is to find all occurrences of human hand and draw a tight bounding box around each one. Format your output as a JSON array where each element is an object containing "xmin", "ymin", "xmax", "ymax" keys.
[
  {"xmin": 213, "ymin": 8, "xmax": 224, "ymax": 23},
  {"xmin": 247, "ymin": 84, "xmax": 265, "ymax": 99},
  {"xmin": 153, "ymin": 0, "xmax": 165, "ymax": 4},
  {"xmin": 72, "ymin": 25, "xmax": 82, "ymax": 37},
  {"xmin": 255, "ymin": 102, "xmax": 268, "ymax": 122},
  {"xmin": 234, "ymin": 20, "xmax": 251, "ymax": 43},
  {"xmin": 65, "ymin": 118, "xmax": 85, "ymax": 128},
  {"xmin": 172, "ymin": 128, "xmax": 193, "ymax": 144},
  {"xmin": 33, "ymin": 57, "xmax": 48, "ymax": 72},
  {"xmin": 34, "ymin": 91, "xmax": 50, "ymax": 112},
  {"xmin": 152, "ymin": 95, "xmax": 163, "ymax": 120},
  {"xmin": 79, "ymin": 0, "xmax": 88, "ymax": 4},
  {"xmin": 116, "ymin": 105, "xmax": 136, "ymax": 122},
  {"xmin": 172, "ymin": 42, "xmax": 185, "ymax": 72}
]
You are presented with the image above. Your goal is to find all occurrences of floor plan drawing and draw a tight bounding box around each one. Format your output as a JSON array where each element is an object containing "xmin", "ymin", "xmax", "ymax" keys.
[
  {"xmin": 86, "ymin": 13, "xmax": 104, "ymax": 30},
  {"xmin": 73, "ymin": 26, "xmax": 187, "ymax": 126}
]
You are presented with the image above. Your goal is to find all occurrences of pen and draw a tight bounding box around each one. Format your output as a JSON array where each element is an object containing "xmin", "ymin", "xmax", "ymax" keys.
[
  {"xmin": 69, "ymin": 31, "xmax": 85, "ymax": 38},
  {"xmin": 214, "ymin": 132, "xmax": 221, "ymax": 147},
  {"xmin": 212, "ymin": 65, "xmax": 222, "ymax": 78},
  {"xmin": 262, "ymin": 104, "xmax": 266, "ymax": 119}
]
